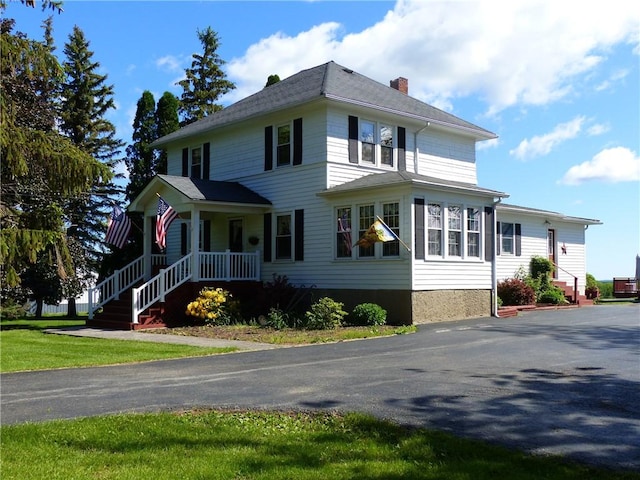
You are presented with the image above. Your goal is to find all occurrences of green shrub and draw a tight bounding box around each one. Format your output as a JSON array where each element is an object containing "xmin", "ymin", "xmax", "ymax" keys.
[
  {"xmin": 586, "ymin": 273, "xmax": 598, "ymax": 289},
  {"xmin": 303, "ymin": 297, "xmax": 347, "ymax": 330},
  {"xmin": 0, "ymin": 300, "xmax": 27, "ymax": 320},
  {"xmin": 530, "ymin": 256, "xmax": 555, "ymax": 280},
  {"xmin": 348, "ymin": 303, "xmax": 387, "ymax": 326},
  {"xmin": 497, "ymin": 278, "xmax": 536, "ymax": 306},
  {"xmin": 537, "ymin": 287, "xmax": 568, "ymax": 305},
  {"xmin": 264, "ymin": 308, "xmax": 291, "ymax": 329},
  {"xmin": 596, "ymin": 281, "xmax": 613, "ymax": 298}
]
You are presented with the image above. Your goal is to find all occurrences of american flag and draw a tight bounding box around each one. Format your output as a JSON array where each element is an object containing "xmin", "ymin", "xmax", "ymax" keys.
[
  {"xmin": 105, "ymin": 205, "xmax": 131, "ymax": 249},
  {"xmin": 156, "ymin": 196, "xmax": 178, "ymax": 250}
]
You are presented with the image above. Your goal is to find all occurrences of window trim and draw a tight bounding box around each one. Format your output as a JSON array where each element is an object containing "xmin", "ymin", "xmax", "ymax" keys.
[
  {"xmin": 334, "ymin": 201, "xmax": 402, "ymax": 260},
  {"xmin": 424, "ymin": 201, "xmax": 484, "ymax": 260},
  {"xmin": 500, "ymin": 222, "xmax": 515, "ymax": 255},
  {"xmin": 354, "ymin": 118, "xmax": 396, "ymax": 169},
  {"xmin": 276, "ymin": 123, "xmax": 292, "ymax": 167},
  {"xmin": 275, "ymin": 212, "xmax": 292, "ymax": 260}
]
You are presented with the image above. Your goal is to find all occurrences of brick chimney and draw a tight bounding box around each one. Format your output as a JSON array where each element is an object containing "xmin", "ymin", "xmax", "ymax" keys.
[{"xmin": 390, "ymin": 77, "xmax": 408, "ymax": 94}]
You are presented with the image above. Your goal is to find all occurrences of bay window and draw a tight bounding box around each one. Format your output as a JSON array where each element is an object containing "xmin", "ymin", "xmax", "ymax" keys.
[
  {"xmin": 427, "ymin": 203, "xmax": 442, "ymax": 256},
  {"xmin": 467, "ymin": 208, "xmax": 480, "ymax": 257}
]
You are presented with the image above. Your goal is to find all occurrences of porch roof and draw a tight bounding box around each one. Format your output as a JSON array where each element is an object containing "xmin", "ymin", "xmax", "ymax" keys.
[
  {"xmin": 128, "ymin": 175, "xmax": 271, "ymax": 212},
  {"xmin": 317, "ymin": 171, "xmax": 509, "ymax": 199},
  {"xmin": 497, "ymin": 203, "xmax": 602, "ymax": 226}
]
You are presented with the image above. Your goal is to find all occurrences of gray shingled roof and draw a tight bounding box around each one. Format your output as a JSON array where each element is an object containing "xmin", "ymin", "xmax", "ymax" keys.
[
  {"xmin": 497, "ymin": 203, "xmax": 602, "ymax": 225},
  {"xmin": 318, "ymin": 171, "xmax": 507, "ymax": 198},
  {"xmin": 152, "ymin": 61, "xmax": 496, "ymax": 147},
  {"xmin": 159, "ymin": 175, "xmax": 271, "ymax": 205}
]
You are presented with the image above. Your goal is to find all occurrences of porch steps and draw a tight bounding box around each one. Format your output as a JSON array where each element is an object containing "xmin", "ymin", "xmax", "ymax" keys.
[{"xmin": 87, "ymin": 290, "xmax": 168, "ymax": 331}]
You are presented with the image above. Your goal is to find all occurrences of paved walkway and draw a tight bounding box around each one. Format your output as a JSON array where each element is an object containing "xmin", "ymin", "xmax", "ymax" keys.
[{"xmin": 43, "ymin": 326, "xmax": 279, "ymax": 351}]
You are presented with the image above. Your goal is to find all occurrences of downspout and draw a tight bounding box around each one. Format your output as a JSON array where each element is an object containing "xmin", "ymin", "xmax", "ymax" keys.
[
  {"xmin": 413, "ymin": 122, "xmax": 430, "ymax": 174},
  {"xmin": 492, "ymin": 197, "xmax": 502, "ymax": 317}
]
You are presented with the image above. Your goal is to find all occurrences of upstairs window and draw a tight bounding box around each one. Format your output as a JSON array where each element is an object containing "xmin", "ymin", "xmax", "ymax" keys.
[
  {"xmin": 380, "ymin": 125, "xmax": 394, "ymax": 166},
  {"xmin": 277, "ymin": 124, "xmax": 291, "ymax": 166},
  {"xmin": 360, "ymin": 121, "xmax": 375, "ymax": 164},
  {"xmin": 191, "ymin": 146, "xmax": 202, "ymax": 179}
]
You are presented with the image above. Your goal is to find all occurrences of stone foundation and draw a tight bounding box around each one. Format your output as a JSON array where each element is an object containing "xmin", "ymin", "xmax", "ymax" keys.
[
  {"xmin": 411, "ymin": 289, "xmax": 491, "ymax": 324},
  {"xmin": 314, "ymin": 288, "xmax": 492, "ymax": 325}
]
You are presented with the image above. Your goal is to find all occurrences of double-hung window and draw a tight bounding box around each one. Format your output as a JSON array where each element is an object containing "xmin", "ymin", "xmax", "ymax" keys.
[
  {"xmin": 382, "ymin": 202, "xmax": 400, "ymax": 257},
  {"xmin": 360, "ymin": 121, "xmax": 376, "ymax": 164},
  {"xmin": 277, "ymin": 124, "xmax": 291, "ymax": 166},
  {"xmin": 191, "ymin": 146, "xmax": 202, "ymax": 179},
  {"xmin": 275, "ymin": 214, "xmax": 292, "ymax": 259},
  {"xmin": 467, "ymin": 208, "xmax": 480, "ymax": 257},
  {"xmin": 336, "ymin": 207, "xmax": 353, "ymax": 258},
  {"xmin": 427, "ymin": 203, "xmax": 443, "ymax": 256},
  {"xmin": 380, "ymin": 125, "xmax": 394, "ymax": 166},
  {"xmin": 448, "ymin": 205, "xmax": 462, "ymax": 257},
  {"xmin": 358, "ymin": 204, "xmax": 375, "ymax": 257},
  {"xmin": 500, "ymin": 223, "xmax": 514, "ymax": 254}
]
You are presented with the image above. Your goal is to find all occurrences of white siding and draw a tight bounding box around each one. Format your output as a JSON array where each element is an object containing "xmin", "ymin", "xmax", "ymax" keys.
[
  {"xmin": 412, "ymin": 190, "xmax": 494, "ymax": 290},
  {"xmin": 496, "ymin": 212, "xmax": 589, "ymax": 294},
  {"xmin": 415, "ymin": 129, "xmax": 477, "ymax": 184}
]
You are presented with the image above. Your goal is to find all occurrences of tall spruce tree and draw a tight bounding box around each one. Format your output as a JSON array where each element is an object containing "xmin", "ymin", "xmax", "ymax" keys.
[
  {"xmin": 0, "ymin": 18, "xmax": 111, "ymax": 292},
  {"xmin": 59, "ymin": 26, "xmax": 124, "ymax": 258},
  {"xmin": 155, "ymin": 91, "xmax": 180, "ymax": 175},
  {"xmin": 59, "ymin": 25, "xmax": 124, "ymax": 314},
  {"xmin": 177, "ymin": 26, "xmax": 235, "ymax": 126}
]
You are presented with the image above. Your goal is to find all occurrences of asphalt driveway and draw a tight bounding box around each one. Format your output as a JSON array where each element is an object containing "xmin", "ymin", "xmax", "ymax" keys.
[{"xmin": 2, "ymin": 304, "xmax": 639, "ymax": 470}]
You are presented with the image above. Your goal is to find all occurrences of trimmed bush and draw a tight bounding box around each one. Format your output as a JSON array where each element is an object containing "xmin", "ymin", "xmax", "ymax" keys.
[
  {"xmin": 348, "ymin": 303, "xmax": 387, "ymax": 326},
  {"xmin": 497, "ymin": 278, "xmax": 536, "ymax": 306},
  {"xmin": 303, "ymin": 297, "xmax": 347, "ymax": 330},
  {"xmin": 537, "ymin": 287, "xmax": 568, "ymax": 305}
]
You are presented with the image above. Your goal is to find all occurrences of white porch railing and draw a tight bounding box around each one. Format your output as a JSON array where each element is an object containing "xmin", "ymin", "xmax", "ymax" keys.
[
  {"xmin": 132, "ymin": 253, "xmax": 193, "ymax": 324},
  {"xmin": 200, "ymin": 250, "xmax": 261, "ymax": 281},
  {"xmin": 91, "ymin": 251, "xmax": 261, "ymax": 324},
  {"xmin": 88, "ymin": 257, "xmax": 145, "ymax": 320}
]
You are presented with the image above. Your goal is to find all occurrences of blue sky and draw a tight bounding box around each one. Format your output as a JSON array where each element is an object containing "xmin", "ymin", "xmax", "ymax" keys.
[{"xmin": 6, "ymin": 0, "xmax": 640, "ymax": 280}]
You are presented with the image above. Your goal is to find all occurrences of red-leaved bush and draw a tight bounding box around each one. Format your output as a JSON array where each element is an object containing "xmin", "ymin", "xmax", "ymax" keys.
[{"xmin": 497, "ymin": 278, "xmax": 536, "ymax": 306}]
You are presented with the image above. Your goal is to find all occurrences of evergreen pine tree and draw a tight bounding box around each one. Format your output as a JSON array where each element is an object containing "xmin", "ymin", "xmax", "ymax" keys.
[
  {"xmin": 125, "ymin": 90, "xmax": 157, "ymax": 202},
  {"xmin": 155, "ymin": 91, "xmax": 180, "ymax": 175},
  {"xmin": 0, "ymin": 18, "xmax": 110, "ymax": 290},
  {"xmin": 59, "ymin": 26, "xmax": 124, "ymax": 263},
  {"xmin": 178, "ymin": 26, "xmax": 235, "ymax": 126}
]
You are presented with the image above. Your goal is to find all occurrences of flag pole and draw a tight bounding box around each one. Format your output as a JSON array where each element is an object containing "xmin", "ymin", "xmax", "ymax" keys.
[{"xmin": 376, "ymin": 215, "xmax": 411, "ymax": 252}]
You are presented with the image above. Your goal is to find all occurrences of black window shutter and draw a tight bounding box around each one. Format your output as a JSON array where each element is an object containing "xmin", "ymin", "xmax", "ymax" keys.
[
  {"xmin": 485, "ymin": 207, "xmax": 495, "ymax": 260},
  {"xmin": 180, "ymin": 222, "xmax": 188, "ymax": 255},
  {"xmin": 515, "ymin": 223, "xmax": 522, "ymax": 256},
  {"xmin": 203, "ymin": 220, "xmax": 211, "ymax": 252},
  {"xmin": 182, "ymin": 148, "xmax": 189, "ymax": 177},
  {"xmin": 496, "ymin": 220, "xmax": 501, "ymax": 256},
  {"xmin": 294, "ymin": 209, "xmax": 304, "ymax": 261},
  {"xmin": 203, "ymin": 142, "xmax": 210, "ymax": 180},
  {"xmin": 263, "ymin": 213, "xmax": 272, "ymax": 262},
  {"xmin": 264, "ymin": 126, "xmax": 273, "ymax": 171},
  {"xmin": 348, "ymin": 115, "xmax": 358, "ymax": 164},
  {"xmin": 414, "ymin": 198, "xmax": 425, "ymax": 260},
  {"xmin": 293, "ymin": 118, "xmax": 303, "ymax": 165},
  {"xmin": 398, "ymin": 127, "xmax": 406, "ymax": 171}
]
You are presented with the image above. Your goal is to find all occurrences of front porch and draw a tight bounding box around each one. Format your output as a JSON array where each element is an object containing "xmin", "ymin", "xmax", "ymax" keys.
[{"xmin": 87, "ymin": 250, "xmax": 262, "ymax": 330}]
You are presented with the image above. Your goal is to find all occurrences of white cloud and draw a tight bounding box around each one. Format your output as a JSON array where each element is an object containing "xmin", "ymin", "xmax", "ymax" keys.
[
  {"xmin": 560, "ymin": 146, "xmax": 640, "ymax": 185},
  {"xmin": 510, "ymin": 116, "xmax": 585, "ymax": 160},
  {"xmin": 587, "ymin": 123, "xmax": 610, "ymax": 136},
  {"xmin": 226, "ymin": 0, "xmax": 640, "ymax": 114},
  {"xmin": 156, "ymin": 55, "xmax": 185, "ymax": 73}
]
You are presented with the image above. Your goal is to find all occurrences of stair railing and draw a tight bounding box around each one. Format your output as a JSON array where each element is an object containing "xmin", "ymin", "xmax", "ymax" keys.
[
  {"xmin": 132, "ymin": 253, "xmax": 193, "ymax": 324},
  {"xmin": 88, "ymin": 256, "xmax": 145, "ymax": 320},
  {"xmin": 551, "ymin": 260, "xmax": 579, "ymax": 302}
]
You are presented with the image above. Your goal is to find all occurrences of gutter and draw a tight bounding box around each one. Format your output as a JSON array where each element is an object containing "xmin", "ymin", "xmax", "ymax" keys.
[{"xmin": 492, "ymin": 197, "xmax": 503, "ymax": 318}]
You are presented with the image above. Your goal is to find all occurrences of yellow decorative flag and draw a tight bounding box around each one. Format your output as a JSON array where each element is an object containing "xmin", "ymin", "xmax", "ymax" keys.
[{"xmin": 355, "ymin": 219, "xmax": 397, "ymax": 248}]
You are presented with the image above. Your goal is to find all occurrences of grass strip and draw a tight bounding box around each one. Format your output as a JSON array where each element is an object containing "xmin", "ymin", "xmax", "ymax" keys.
[
  {"xmin": 2, "ymin": 409, "xmax": 636, "ymax": 480},
  {"xmin": 0, "ymin": 320, "xmax": 236, "ymax": 373}
]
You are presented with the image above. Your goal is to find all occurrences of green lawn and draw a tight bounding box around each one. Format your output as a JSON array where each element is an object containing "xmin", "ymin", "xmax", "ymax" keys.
[
  {"xmin": 0, "ymin": 319, "xmax": 236, "ymax": 372},
  {"xmin": 2, "ymin": 410, "xmax": 637, "ymax": 480},
  {"xmin": 1, "ymin": 319, "xmax": 637, "ymax": 479}
]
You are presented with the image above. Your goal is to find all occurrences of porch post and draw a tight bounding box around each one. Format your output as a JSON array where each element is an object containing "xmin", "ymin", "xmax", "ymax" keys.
[
  {"xmin": 191, "ymin": 208, "xmax": 200, "ymax": 282},
  {"xmin": 143, "ymin": 213, "xmax": 153, "ymax": 281}
]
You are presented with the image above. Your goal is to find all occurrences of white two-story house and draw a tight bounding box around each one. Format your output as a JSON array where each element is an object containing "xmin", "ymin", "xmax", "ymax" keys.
[{"xmin": 88, "ymin": 61, "xmax": 600, "ymax": 329}]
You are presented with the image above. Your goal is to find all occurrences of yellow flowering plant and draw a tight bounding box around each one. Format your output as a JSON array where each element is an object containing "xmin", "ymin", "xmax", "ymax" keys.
[{"xmin": 185, "ymin": 287, "xmax": 233, "ymax": 325}]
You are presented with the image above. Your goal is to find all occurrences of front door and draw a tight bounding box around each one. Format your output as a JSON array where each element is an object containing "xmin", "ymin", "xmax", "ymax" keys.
[
  {"xmin": 547, "ymin": 229, "xmax": 557, "ymax": 278},
  {"xmin": 229, "ymin": 218, "xmax": 243, "ymax": 252}
]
